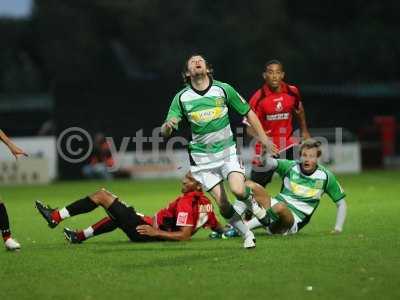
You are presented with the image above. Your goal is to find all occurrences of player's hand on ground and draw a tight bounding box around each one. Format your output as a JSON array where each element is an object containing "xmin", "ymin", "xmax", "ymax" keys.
[
  {"xmin": 9, "ymin": 145, "xmax": 28, "ymax": 159},
  {"xmin": 136, "ymin": 224, "xmax": 158, "ymax": 236}
]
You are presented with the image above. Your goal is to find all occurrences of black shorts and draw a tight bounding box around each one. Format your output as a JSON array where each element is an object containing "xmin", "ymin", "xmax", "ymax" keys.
[
  {"xmin": 107, "ymin": 199, "xmax": 158, "ymax": 242},
  {"xmin": 250, "ymin": 145, "xmax": 297, "ymax": 187}
]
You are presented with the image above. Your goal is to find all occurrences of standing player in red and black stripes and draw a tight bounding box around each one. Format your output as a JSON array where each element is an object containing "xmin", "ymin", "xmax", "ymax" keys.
[
  {"xmin": 35, "ymin": 172, "xmax": 225, "ymax": 243},
  {"xmin": 245, "ymin": 60, "xmax": 311, "ymax": 187},
  {"xmin": 0, "ymin": 129, "xmax": 28, "ymax": 250}
]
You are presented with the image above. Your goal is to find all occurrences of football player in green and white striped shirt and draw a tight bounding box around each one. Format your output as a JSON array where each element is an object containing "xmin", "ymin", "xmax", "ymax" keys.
[
  {"xmin": 245, "ymin": 138, "xmax": 347, "ymax": 235},
  {"xmin": 161, "ymin": 54, "xmax": 278, "ymax": 248}
]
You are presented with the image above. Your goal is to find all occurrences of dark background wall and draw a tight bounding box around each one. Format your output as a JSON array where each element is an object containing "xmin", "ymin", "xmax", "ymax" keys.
[{"xmin": 1, "ymin": 0, "xmax": 399, "ymax": 177}]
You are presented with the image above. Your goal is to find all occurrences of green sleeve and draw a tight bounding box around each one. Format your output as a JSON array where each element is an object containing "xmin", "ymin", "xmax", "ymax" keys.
[
  {"xmin": 275, "ymin": 159, "xmax": 296, "ymax": 178},
  {"xmin": 222, "ymin": 83, "xmax": 251, "ymax": 116},
  {"xmin": 325, "ymin": 170, "xmax": 346, "ymax": 202},
  {"xmin": 165, "ymin": 94, "xmax": 183, "ymax": 129}
]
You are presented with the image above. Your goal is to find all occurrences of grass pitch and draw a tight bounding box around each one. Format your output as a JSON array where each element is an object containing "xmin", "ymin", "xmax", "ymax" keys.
[{"xmin": 1, "ymin": 170, "xmax": 399, "ymax": 300}]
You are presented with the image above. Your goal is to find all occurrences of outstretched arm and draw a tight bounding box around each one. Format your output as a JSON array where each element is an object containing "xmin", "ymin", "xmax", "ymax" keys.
[
  {"xmin": 0, "ymin": 129, "xmax": 28, "ymax": 159},
  {"xmin": 161, "ymin": 118, "xmax": 179, "ymax": 137},
  {"xmin": 245, "ymin": 124, "xmax": 257, "ymax": 139},
  {"xmin": 246, "ymin": 110, "xmax": 278, "ymax": 155},
  {"xmin": 332, "ymin": 198, "xmax": 347, "ymax": 233},
  {"xmin": 136, "ymin": 224, "xmax": 192, "ymax": 241},
  {"xmin": 294, "ymin": 102, "xmax": 311, "ymax": 139},
  {"xmin": 161, "ymin": 95, "xmax": 183, "ymax": 137}
]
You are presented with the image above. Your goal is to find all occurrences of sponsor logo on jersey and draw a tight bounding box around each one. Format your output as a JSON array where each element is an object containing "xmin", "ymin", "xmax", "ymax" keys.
[
  {"xmin": 315, "ymin": 180, "xmax": 324, "ymax": 189},
  {"xmin": 188, "ymin": 107, "xmax": 226, "ymax": 123},
  {"xmin": 275, "ymin": 101, "xmax": 283, "ymax": 112},
  {"xmin": 199, "ymin": 204, "xmax": 213, "ymax": 213},
  {"xmin": 290, "ymin": 181, "xmax": 320, "ymax": 197},
  {"xmin": 273, "ymin": 96, "xmax": 284, "ymax": 102},
  {"xmin": 266, "ymin": 113, "xmax": 289, "ymax": 121},
  {"xmin": 215, "ymin": 98, "xmax": 225, "ymax": 107},
  {"xmin": 177, "ymin": 212, "xmax": 189, "ymax": 225}
]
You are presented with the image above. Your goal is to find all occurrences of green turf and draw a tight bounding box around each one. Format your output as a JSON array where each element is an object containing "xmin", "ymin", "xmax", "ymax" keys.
[{"xmin": 1, "ymin": 171, "xmax": 399, "ymax": 300}]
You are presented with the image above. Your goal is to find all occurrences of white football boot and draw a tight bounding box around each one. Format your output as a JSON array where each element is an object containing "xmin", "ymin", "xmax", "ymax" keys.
[
  {"xmin": 4, "ymin": 238, "xmax": 21, "ymax": 251},
  {"xmin": 243, "ymin": 231, "xmax": 256, "ymax": 249}
]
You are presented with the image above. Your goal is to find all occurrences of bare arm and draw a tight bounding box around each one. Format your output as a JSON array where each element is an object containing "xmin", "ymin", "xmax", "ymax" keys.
[
  {"xmin": 245, "ymin": 125, "xmax": 258, "ymax": 139},
  {"xmin": 136, "ymin": 224, "xmax": 192, "ymax": 241},
  {"xmin": 0, "ymin": 129, "xmax": 14, "ymax": 147},
  {"xmin": 294, "ymin": 102, "xmax": 311, "ymax": 139},
  {"xmin": 246, "ymin": 110, "xmax": 278, "ymax": 155},
  {"xmin": 0, "ymin": 129, "xmax": 28, "ymax": 159}
]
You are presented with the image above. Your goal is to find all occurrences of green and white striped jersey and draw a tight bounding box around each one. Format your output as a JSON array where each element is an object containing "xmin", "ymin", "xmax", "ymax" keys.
[
  {"xmin": 165, "ymin": 80, "xmax": 250, "ymax": 165},
  {"xmin": 273, "ymin": 159, "xmax": 345, "ymax": 225}
]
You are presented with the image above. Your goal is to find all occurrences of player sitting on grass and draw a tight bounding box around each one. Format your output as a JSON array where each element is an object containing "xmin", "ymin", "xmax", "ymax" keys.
[
  {"xmin": 35, "ymin": 172, "xmax": 225, "ymax": 243},
  {"xmin": 1, "ymin": 129, "xmax": 28, "ymax": 251},
  {"xmin": 226, "ymin": 139, "xmax": 347, "ymax": 236}
]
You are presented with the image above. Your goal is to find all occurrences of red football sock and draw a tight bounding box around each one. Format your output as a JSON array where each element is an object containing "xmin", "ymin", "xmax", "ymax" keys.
[
  {"xmin": 2, "ymin": 234, "xmax": 11, "ymax": 242},
  {"xmin": 51, "ymin": 210, "xmax": 61, "ymax": 223},
  {"xmin": 76, "ymin": 230, "xmax": 85, "ymax": 241}
]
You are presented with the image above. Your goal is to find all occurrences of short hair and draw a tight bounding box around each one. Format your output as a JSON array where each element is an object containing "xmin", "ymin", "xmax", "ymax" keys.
[
  {"xmin": 265, "ymin": 59, "xmax": 284, "ymax": 71},
  {"xmin": 181, "ymin": 53, "xmax": 214, "ymax": 84},
  {"xmin": 300, "ymin": 138, "xmax": 322, "ymax": 157}
]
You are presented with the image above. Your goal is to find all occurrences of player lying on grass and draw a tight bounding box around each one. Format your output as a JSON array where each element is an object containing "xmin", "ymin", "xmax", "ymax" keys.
[
  {"xmin": 1, "ymin": 129, "xmax": 28, "ymax": 251},
  {"xmin": 224, "ymin": 139, "xmax": 347, "ymax": 236},
  {"xmin": 35, "ymin": 172, "xmax": 225, "ymax": 243}
]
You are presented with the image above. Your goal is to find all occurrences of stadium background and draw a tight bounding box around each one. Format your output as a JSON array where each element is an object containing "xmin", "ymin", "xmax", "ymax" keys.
[{"xmin": 0, "ymin": 0, "xmax": 399, "ymax": 179}]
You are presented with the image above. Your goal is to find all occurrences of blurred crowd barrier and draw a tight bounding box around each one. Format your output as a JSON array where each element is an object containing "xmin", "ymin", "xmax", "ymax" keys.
[{"xmin": 0, "ymin": 137, "xmax": 56, "ymax": 185}]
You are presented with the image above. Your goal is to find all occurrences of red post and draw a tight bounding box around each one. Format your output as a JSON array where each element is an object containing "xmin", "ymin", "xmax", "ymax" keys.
[{"xmin": 374, "ymin": 116, "xmax": 396, "ymax": 157}]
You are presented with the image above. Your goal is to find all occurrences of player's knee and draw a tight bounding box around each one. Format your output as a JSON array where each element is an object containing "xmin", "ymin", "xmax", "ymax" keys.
[
  {"xmin": 273, "ymin": 203, "xmax": 294, "ymax": 224},
  {"xmin": 90, "ymin": 189, "xmax": 116, "ymax": 204},
  {"xmin": 230, "ymin": 185, "xmax": 246, "ymax": 198}
]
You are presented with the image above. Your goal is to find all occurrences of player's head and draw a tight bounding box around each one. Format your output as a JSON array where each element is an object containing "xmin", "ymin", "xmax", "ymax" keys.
[
  {"xmin": 182, "ymin": 53, "xmax": 214, "ymax": 84},
  {"xmin": 262, "ymin": 59, "xmax": 285, "ymax": 90},
  {"xmin": 299, "ymin": 139, "xmax": 322, "ymax": 173},
  {"xmin": 181, "ymin": 172, "xmax": 202, "ymax": 193},
  {"xmin": 94, "ymin": 132, "xmax": 105, "ymax": 144}
]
